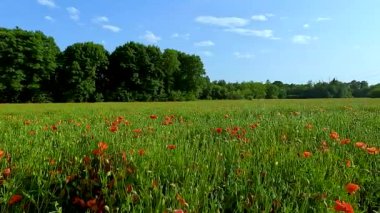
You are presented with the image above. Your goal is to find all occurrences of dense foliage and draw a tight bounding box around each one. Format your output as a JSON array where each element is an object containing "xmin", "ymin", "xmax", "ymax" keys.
[{"xmin": 1, "ymin": 27, "xmax": 380, "ymax": 103}]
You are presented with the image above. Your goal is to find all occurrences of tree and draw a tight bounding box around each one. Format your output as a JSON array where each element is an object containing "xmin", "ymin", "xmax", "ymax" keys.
[
  {"xmin": 0, "ymin": 28, "xmax": 59, "ymax": 102},
  {"xmin": 161, "ymin": 49, "xmax": 181, "ymax": 96},
  {"xmin": 56, "ymin": 42, "xmax": 109, "ymax": 102},
  {"xmin": 174, "ymin": 52, "xmax": 207, "ymax": 100}
]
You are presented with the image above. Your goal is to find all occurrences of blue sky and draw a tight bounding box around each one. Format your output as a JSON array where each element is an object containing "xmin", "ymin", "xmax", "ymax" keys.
[{"xmin": 1, "ymin": 0, "xmax": 380, "ymax": 84}]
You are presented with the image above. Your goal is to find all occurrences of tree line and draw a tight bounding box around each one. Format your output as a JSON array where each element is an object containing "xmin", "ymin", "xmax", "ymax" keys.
[{"xmin": 0, "ymin": 27, "xmax": 379, "ymax": 103}]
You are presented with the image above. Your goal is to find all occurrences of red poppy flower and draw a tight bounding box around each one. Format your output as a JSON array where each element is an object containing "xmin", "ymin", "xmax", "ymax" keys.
[
  {"xmin": 176, "ymin": 193, "xmax": 189, "ymax": 207},
  {"xmin": 174, "ymin": 210, "xmax": 185, "ymax": 213},
  {"xmin": 23, "ymin": 120, "xmax": 31, "ymax": 125},
  {"xmin": 215, "ymin": 128, "xmax": 223, "ymax": 133},
  {"xmin": 340, "ymin": 139, "xmax": 350, "ymax": 145},
  {"xmin": 132, "ymin": 129, "xmax": 142, "ymax": 133},
  {"xmin": 167, "ymin": 144, "xmax": 176, "ymax": 150},
  {"xmin": 138, "ymin": 149, "xmax": 145, "ymax": 156},
  {"xmin": 83, "ymin": 155, "xmax": 91, "ymax": 165},
  {"xmin": 126, "ymin": 184, "xmax": 133, "ymax": 193},
  {"xmin": 355, "ymin": 142, "xmax": 366, "ymax": 149},
  {"xmin": 150, "ymin": 115, "xmax": 158, "ymax": 119},
  {"xmin": 109, "ymin": 125, "xmax": 118, "ymax": 133},
  {"xmin": 8, "ymin": 194, "xmax": 23, "ymax": 205},
  {"xmin": 51, "ymin": 125, "xmax": 58, "ymax": 131},
  {"xmin": 250, "ymin": 123, "xmax": 259, "ymax": 129},
  {"xmin": 3, "ymin": 168, "xmax": 11, "ymax": 178},
  {"xmin": 98, "ymin": 141, "xmax": 108, "ymax": 151},
  {"xmin": 345, "ymin": 183, "xmax": 360, "ymax": 194},
  {"xmin": 86, "ymin": 198, "xmax": 97, "ymax": 209},
  {"xmin": 334, "ymin": 200, "xmax": 354, "ymax": 213},
  {"xmin": 345, "ymin": 159, "xmax": 351, "ymax": 168},
  {"xmin": 330, "ymin": 131, "xmax": 339, "ymax": 140},
  {"xmin": 72, "ymin": 196, "xmax": 86, "ymax": 208},
  {"xmin": 366, "ymin": 147, "xmax": 379, "ymax": 155},
  {"xmin": 0, "ymin": 149, "xmax": 4, "ymax": 159},
  {"xmin": 303, "ymin": 151, "xmax": 312, "ymax": 158}
]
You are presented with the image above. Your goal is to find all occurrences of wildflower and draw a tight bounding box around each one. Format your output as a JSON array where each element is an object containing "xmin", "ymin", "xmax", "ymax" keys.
[
  {"xmin": 174, "ymin": 210, "xmax": 185, "ymax": 213},
  {"xmin": 303, "ymin": 151, "xmax": 312, "ymax": 158},
  {"xmin": 51, "ymin": 125, "xmax": 58, "ymax": 131},
  {"xmin": 8, "ymin": 194, "xmax": 23, "ymax": 205},
  {"xmin": 83, "ymin": 155, "xmax": 91, "ymax": 165},
  {"xmin": 330, "ymin": 131, "xmax": 339, "ymax": 140},
  {"xmin": 109, "ymin": 125, "xmax": 118, "ymax": 133},
  {"xmin": 3, "ymin": 168, "xmax": 11, "ymax": 178},
  {"xmin": 72, "ymin": 196, "xmax": 86, "ymax": 208},
  {"xmin": 176, "ymin": 193, "xmax": 189, "ymax": 207},
  {"xmin": 355, "ymin": 142, "xmax": 366, "ymax": 149},
  {"xmin": 98, "ymin": 141, "xmax": 108, "ymax": 151},
  {"xmin": 215, "ymin": 128, "xmax": 223, "ymax": 133},
  {"xmin": 340, "ymin": 139, "xmax": 350, "ymax": 145},
  {"xmin": 334, "ymin": 200, "xmax": 354, "ymax": 213},
  {"xmin": 0, "ymin": 149, "xmax": 4, "ymax": 159},
  {"xmin": 132, "ymin": 129, "xmax": 142, "ymax": 133},
  {"xmin": 86, "ymin": 198, "xmax": 97, "ymax": 210},
  {"xmin": 138, "ymin": 149, "xmax": 145, "ymax": 156},
  {"xmin": 167, "ymin": 144, "xmax": 176, "ymax": 150},
  {"xmin": 23, "ymin": 120, "xmax": 31, "ymax": 125},
  {"xmin": 366, "ymin": 147, "xmax": 379, "ymax": 155},
  {"xmin": 122, "ymin": 151, "xmax": 127, "ymax": 161},
  {"xmin": 305, "ymin": 123, "xmax": 313, "ymax": 130},
  {"xmin": 345, "ymin": 183, "xmax": 360, "ymax": 195},
  {"xmin": 152, "ymin": 179, "xmax": 159, "ymax": 189},
  {"xmin": 150, "ymin": 115, "xmax": 158, "ymax": 119},
  {"xmin": 126, "ymin": 184, "xmax": 133, "ymax": 193},
  {"xmin": 345, "ymin": 159, "xmax": 351, "ymax": 168},
  {"xmin": 250, "ymin": 123, "xmax": 259, "ymax": 129}
]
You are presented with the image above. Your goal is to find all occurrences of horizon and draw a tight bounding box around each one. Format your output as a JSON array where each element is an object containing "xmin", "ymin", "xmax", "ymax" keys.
[{"xmin": 1, "ymin": 0, "xmax": 379, "ymax": 85}]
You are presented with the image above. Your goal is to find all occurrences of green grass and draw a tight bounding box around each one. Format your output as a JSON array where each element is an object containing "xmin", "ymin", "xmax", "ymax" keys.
[{"xmin": 0, "ymin": 99, "xmax": 379, "ymax": 212}]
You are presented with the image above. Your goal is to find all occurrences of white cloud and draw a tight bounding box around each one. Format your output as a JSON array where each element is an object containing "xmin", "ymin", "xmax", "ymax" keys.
[
  {"xmin": 141, "ymin": 31, "xmax": 161, "ymax": 43},
  {"xmin": 195, "ymin": 16, "xmax": 249, "ymax": 28},
  {"xmin": 67, "ymin": 7, "xmax": 80, "ymax": 21},
  {"xmin": 171, "ymin": 33, "xmax": 190, "ymax": 40},
  {"xmin": 93, "ymin": 16, "xmax": 109, "ymax": 24},
  {"xmin": 316, "ymin": 17, "xmax": 331, "ymax": 22},
  {"xmin": 44, "ymin": 16, "xmax": 55, "ymax": 22},
  {"xmin": 37, "ymin": 0, "xmax": 56, "ymax": 8},
  {"xmin": 225, "ymin": 28, "xmax": 279, "ymax": 39},
  {"xmin": 303, "ymin": 24, "xmax": 310, "ymax": 29},
  {"xmin": 194, "ymin": 40, "xmax": 215, "ymax": 47},
  {"xmin": 251, "ymin": 15, "xmax": 268, "ymax": 21},
  {"xmin": 292, "ymin": 35, "xmax": 318, "ymax": 44},
  {"xmin": 233, "ymin": 52, "xmax": 255, "ymax": 59},
  {"xmin": 102, "ymin": 25, "xmax": 121, "ymax": 33},
  {"xmin": 200, "ymin": 51, "xmax": 213, "ymax": 57}
]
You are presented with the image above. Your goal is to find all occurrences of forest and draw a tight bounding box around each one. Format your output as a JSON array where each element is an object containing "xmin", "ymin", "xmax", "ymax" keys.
[{"xmin": 1, "ymin": 27, "xmax": 379, "ymax": 103}]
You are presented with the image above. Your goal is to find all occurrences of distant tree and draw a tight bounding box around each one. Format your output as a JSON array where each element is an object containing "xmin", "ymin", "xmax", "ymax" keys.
[
  {"xmin": 174, "ymin": 52, "xmax": 207, "ymax": 100},
  {"xmin": 0, "ymin": 28, "xmax": 59, "ymax": 102},
  {"xmin": 161, "ymin": 49, "xmax": 181, "ymax": 96},
  {"xmin": 56, "ymin": 42, "xmax": 109, "ymax": 102},
  {"xmin": 368, "ymin": 84, "xmax": 380, "ymax": 98},
  {"xmin": 265, "ymin": 81, "xmax": 280, "ymax": 99}
]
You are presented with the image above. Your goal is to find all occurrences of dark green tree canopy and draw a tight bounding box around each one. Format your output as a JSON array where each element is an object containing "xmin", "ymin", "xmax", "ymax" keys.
[{"xmin": 0, "ymin": 27, "xmax": 377, "ymax": 103}]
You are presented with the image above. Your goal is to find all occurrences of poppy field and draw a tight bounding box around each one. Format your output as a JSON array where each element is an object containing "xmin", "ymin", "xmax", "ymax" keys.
[{"xmin": 0, "ymin": 99, "xmax": 379, "ymax": 213}]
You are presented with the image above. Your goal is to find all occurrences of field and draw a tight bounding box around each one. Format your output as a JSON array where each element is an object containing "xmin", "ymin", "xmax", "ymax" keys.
[{"xmin": 0, "ymin": 99, "xmax": 379, "ymax": 213}]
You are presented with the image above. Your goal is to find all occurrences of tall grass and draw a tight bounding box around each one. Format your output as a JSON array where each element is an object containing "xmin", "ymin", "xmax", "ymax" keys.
[{"xmin": 0, "ymin": 99, "xmax": 379, "ymax": 212}]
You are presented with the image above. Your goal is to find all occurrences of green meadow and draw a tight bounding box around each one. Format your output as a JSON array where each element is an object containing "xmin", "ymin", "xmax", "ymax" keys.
[{"xmin": 0, "ymin": 99, "xmax": 379, "ymax": 212}]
